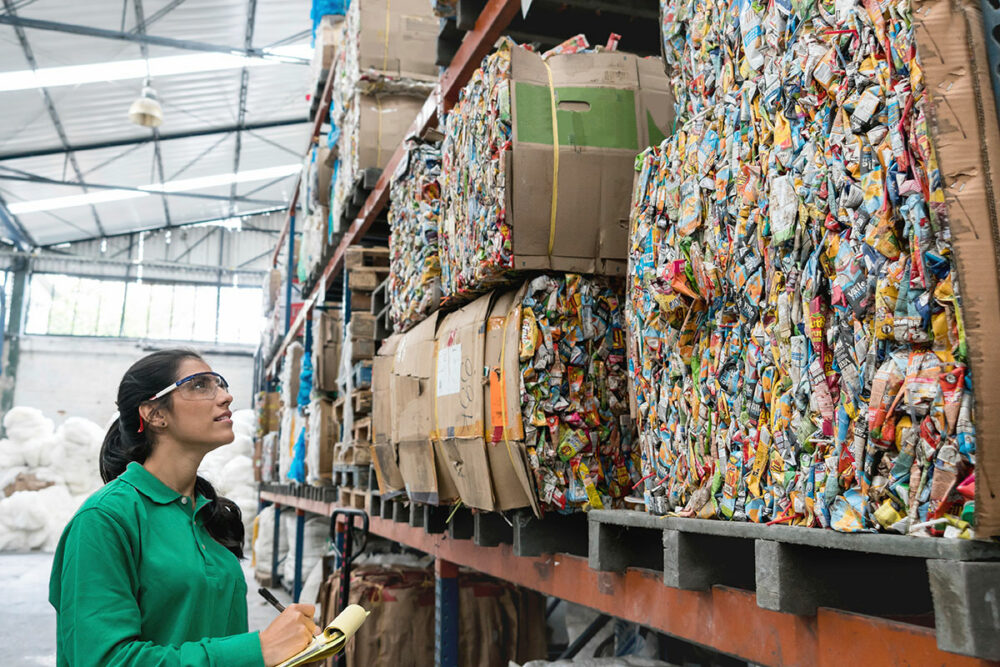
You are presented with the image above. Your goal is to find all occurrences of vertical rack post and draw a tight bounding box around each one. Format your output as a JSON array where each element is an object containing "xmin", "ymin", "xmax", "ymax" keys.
[
  {"xmin": 285, "ymin": 213, "xmax": 296, "ymax": 334},
  {"xmin": 271, "ymin": 503, "xmax": 282, "ymax": 584},
  {"xmin": 293, "ymin": 508, "xmax": 306, "ymax": 602},
  {"xmin": 434, "ymin": 559, "xmax": 459, "ymax": 667}
]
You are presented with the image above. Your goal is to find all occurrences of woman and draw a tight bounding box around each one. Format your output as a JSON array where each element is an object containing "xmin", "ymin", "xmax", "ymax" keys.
[{"xmin": 49, "ymin": 349, "xmax": 317, "ymax": 666}]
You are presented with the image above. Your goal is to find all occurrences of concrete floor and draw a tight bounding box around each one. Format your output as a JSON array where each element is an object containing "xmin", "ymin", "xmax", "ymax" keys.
[{"xmin": 1, "ymin": 551, "xmax": 292, "ymax": 663}]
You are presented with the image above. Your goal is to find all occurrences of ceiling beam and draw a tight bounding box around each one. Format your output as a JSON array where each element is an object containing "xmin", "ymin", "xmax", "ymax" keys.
[
  {"xmin": 0, "ymin": 172, "xmax": 287, "ymax": 207},
  {"xmin": 230, "ymin": 0, "xmax": 258, "ymax": 216},
  {"xmin": 3, "ymin": 0, "xmax": 107, "ymax": 238},
  {"xmin": 0, "ymin": 117, "xmax": 309, "ymax": 161},
  {"xmin": 130, "ymin": 0, "xmax": 186, "ymax": 34},
  {"xmin": 0, "ymin": 14, "xmax": 310, "ymax": 62},
  {"xmin": 35, "ymin": 205, "xmax": 287, "ymax": 247}
]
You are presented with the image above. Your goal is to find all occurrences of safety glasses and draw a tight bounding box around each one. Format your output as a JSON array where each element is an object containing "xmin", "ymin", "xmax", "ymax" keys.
[{"xmin": 150, "ymin": 371, "xmax": 230, "ymax": 402}]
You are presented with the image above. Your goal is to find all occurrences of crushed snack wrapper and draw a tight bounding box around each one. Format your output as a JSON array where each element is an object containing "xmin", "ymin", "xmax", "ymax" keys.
[{"xmin": 626, "ymin": 0, "xmax": 976, "ymax": 536}]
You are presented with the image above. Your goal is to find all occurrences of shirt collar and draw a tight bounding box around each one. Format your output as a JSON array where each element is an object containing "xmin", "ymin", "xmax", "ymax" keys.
[{"xmin": 120, "ymin": 462, "xmax": 207, "ymax": 507}]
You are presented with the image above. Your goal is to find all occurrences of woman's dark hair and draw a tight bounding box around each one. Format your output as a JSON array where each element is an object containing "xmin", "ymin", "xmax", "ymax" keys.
[{"xmin": 100, "ymin": 349, "xmax": 244, "ymax": 558}]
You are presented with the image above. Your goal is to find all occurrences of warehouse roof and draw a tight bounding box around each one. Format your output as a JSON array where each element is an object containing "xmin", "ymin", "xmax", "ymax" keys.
[{"xmin": 0, "ymin": 0, "xmax": 314, "ymax": 248}]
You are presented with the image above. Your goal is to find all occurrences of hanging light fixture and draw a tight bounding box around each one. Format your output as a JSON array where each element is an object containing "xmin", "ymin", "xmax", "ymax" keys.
[{"xmin": 128, "ymin": 78, "xmax": 163, "ymax": 128}]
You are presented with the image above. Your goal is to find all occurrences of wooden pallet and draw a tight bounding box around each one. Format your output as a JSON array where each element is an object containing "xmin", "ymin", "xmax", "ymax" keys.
[
  {"xmin": 337, "ymin": 487, "xmax": 368, "ymax": 510},
  {"xmin": 352, "ymin": 417, "xmax": 371, "ymax": 444},
  {"xmin": 333, "ymin": 464, "xmax": 371, "ymax": 490},
  {"xmin": 345, "ymin": 245, "xmax": 389, "ymax": 270},
  {"xmin": 371, "ymin": 276, "xmax": 394, "ymax": 342},
  {"xmin": 347, "ymin": 265, "xmax": 391, "ymax": 291},
  {"xmin": 352, "ymin": 389, "xmax": 372, "ymax": 415}
]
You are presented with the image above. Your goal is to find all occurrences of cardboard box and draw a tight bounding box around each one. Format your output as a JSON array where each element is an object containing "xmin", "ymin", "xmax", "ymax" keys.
[
  {"xmin": 261, "ymin": 432, "xmax": 279, "ymax": 483},
  {"xmin": 502, "ymin": 47, "xmax": 674, "ymax": 277},
  {"xmin": 372, "ymin": 335, "xmax": 406, "ymax": 495},
  {"xmin": 307, "ymin": 399, "xmax": 339, "ymax": 483},
  {"xmin": 440, "ymin": 46, "xmax": 674, "ymax": 299},
  {"xmin": 262, "ymin": 268, "xmax": 282, "ymax": 314},
  {"xmin": 314, "ymin": 309, "xmax": 343, "ymax": 393},
  {"xmin": 346, "ymin": 312, "xmax": 376, "ymax": 340},
  {"xmin": 256, "ymin": 391, "xmax": 281, "ymax": 435},
  {"xmin": 432, "ymin": 288, "xmax": 538, "ymax": 513},
  {"xmin": 311, "ymin": 14, "xmax": 344, "ymax": 77},
  {"xmin": 392, "ymin": 313, "xmax": 460, "ymax": 504},
  {"xmin": 353, "ymin": 0, "xmax": 438, "ymax": 82},
  {"xmin": 914, "ymin": 0, "xmax": 1000, "ymax": 537},
  {"xmin": 316, "ymin": 146, "xmax": 334, "ymax": 207},
  {"xmin": 280, "ymin": 344, "xmax": 304, "ymax": 409},
  {"xmin": 353, "ymin": 93, "xmax": 426, "ymax": 172},
  {"xmin": 315, "ymin": 308, "xmax": 343, "ymax": 348}
]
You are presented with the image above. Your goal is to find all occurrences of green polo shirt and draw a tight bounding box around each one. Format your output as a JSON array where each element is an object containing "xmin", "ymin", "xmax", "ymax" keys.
[{"xmin": 49, "ymin": 462, "xmax": 265, "ymax": 667}]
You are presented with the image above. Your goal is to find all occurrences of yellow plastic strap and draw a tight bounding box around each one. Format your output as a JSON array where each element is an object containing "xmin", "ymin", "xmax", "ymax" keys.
[
  {"xmin": 376, "ymin": 95, "xmax": 384, "ymax": 166},
  {"xmin": 382, "ymin": 0, "xmax": 391, "ymax": 73},
  {"xmin": 543, "ymin": 60, "xmax": 559, "ymax": 256}
]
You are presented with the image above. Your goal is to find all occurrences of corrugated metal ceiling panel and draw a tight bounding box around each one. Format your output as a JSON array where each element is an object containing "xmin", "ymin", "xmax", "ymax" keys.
[{"xmin": 0, "ymin": 0, "xmax": 315, "ymax": 245}]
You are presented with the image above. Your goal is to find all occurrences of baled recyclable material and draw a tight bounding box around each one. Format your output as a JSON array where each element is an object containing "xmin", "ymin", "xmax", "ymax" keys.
[
  {"xmin": 439, "ymin": 39, "xmax": 674, "ymax": 301},
  {"xmin": 625, "ymin": 0, "xmax": 997, "ymax": 536},
  {"xmin": 306, "ymin": 398, "xmax": 338, "ymax": 485},
  {"xmin": 330, "ymin": 93, "xmax": 426, "ymax": 234},
  {"xmin": 428, "ymin": 274, "xmax": 638, "ymax": 514},
  {"xmin": 371, "ymin": 335, "xmax": 406, "ymax": 496},
  {"xmin": 391, "ymin": 312, "xmax": 460, "ymax": 505},
  {"xmin": 515, "ymin": 275, "xmax": 638, "ymax": 511},
  {"xmin": 388, "ymin": 140, "xmax": 443, "ymax": 332},
  {"xmin": 332, "ymin": 0, "xmax": 437, "ymax": 106}
]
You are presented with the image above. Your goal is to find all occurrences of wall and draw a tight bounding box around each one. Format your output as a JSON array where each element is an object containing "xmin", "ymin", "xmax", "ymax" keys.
[{"xmin": 11, "ymin": 336, "xmax": 256, "ymax": 427}]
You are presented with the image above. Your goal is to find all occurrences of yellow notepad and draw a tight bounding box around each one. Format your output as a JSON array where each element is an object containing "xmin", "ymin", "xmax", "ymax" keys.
[{"xmin": 277, "ymin": 604, "xmax": 370, "ymax": 667}]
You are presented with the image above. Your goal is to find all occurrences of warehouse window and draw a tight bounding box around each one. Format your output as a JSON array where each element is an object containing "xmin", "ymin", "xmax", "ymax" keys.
[{"xmin": 25, "ymin": 273, "xmax": 262, "ymax": 344}]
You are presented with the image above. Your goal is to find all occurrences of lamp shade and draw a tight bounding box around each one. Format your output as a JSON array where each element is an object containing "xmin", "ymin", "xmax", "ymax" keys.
[{"xmin": 128, "ymin": 85, "xmax": 163, "ymax": 128}]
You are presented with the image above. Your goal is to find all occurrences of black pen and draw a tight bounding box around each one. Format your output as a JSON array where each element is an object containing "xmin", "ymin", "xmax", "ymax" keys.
[{"xmin": 258, "ymin": 587, "xmax": 286, "ymax": 613}]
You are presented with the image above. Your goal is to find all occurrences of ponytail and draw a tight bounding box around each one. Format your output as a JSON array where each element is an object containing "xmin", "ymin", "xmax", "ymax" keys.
[
  {"xmin": 100, "ymin": 349, "xmax": 244, "ymax": 558},
  {"xmin": 194, "ymin": 476, "xmax": 244, "ymax": 558}
]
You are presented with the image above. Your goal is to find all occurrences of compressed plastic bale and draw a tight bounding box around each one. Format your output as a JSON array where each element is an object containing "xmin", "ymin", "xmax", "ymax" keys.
[
  {"xmin": 54, "ymin": 417, "xmax": 104, "ymax": 449},
  {"xmin": 51, "ymin": 418, "xmax": 103, "ymax": 496},
  {"xmin": 299, "ymin": 558, "xmax": 326, "ymax": 607},
  {"xmin": 226, "ymin": 434, "xmax": 254, "ymax": 461},
  {"xmin": 219, "ymin": 455, "xmax": 256, "ymax": 498},
  {"xmin": 229, "ymin": 493, "xmax": 258, "ymax": 552},
  {"xmin": 283, "ymin": 516, "xmax": 328, "ymax": 584},
  {"xmin": 232, "ymin": 409, "xmax": 256, "ymax": 440},
  {"xmin": 3, "ymin": 407, "xmax": 54, "ymax": 444},
  {"xmin": 517, "ymin": 275, "xmax": 639, "ymax": 511},
  {"xmin": 626, "ymin": 0, "xmax": 977, "ymax": 535},
  {"xmin": 253, "ymin": 505, "xmax": 288, "ymax": 575},
  {"xmin": 388, "ymin": 140, "xmax": 443, "ymax": 332},
  {"xmin": 0, "ymin": 484, "xmax": 80, "ymax": 552}
]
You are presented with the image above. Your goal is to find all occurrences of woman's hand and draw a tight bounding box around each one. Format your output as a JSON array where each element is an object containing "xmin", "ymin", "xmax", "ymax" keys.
[{"xmin": 259, "ymin": 603, "xmax": 320, "ymax": 666}]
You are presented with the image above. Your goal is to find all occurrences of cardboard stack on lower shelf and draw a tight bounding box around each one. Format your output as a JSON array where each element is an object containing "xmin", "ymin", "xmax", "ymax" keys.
[
  {"xmin": 318, "ymin": 563, "xmax": 547, "ymax": 667},
  {"xmin": 369, "ymin": 273, "xmax": 638, "ymax": 515},
  {"xmin": 323, "ymin": 246, "xmax": 389, "ymax": 500}
]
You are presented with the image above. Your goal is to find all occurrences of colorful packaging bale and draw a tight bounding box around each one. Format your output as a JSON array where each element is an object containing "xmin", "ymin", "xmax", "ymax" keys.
[
  {"xmin": 517, "ymin": 275, "xmax": 638, "ymax": 511},
  {"xmin": 626, "ymin": 0, "xmax": 1000, "ymax": 537},
  {"xmin": 438, "ymin": 39, "xmax": 674, "ymax": 301},
  {"xmin": 431, "ymin": 274, "xmax": 639, "ymax": 514},
  {"xmin": 388, "ymin": 140, "xmax": 443, "ymax": 332}
]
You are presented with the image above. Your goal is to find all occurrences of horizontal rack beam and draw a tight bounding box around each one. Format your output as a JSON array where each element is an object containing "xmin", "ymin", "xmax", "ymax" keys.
[{"xmin": 256, "ymin": 488, "xmax": 992, "ymax": 667}]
